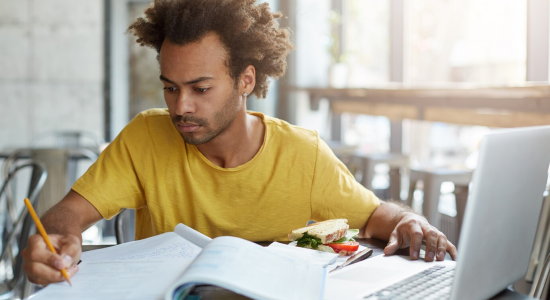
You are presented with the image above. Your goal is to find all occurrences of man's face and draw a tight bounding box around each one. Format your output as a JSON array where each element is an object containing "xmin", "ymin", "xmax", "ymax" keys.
[{"xmin": 159, "ymin": 33, "xmax": 242, "ymax": 145}]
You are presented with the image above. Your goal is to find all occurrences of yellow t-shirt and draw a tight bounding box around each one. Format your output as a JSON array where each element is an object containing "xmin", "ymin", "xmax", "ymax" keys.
[{"xmin": 73, "ymin": 109, "xmax": 380, "ymax": 241}]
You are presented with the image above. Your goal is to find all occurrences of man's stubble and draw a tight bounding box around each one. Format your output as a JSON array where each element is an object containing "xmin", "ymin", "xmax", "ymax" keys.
[{"xmin": 173, "ymin": 88, "xmax": 241, "ymax": 145}]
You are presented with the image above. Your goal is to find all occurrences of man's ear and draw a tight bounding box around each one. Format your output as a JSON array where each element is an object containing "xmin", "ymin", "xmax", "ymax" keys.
[{"xmin": 240, "ymin": 65, "xmax": 256, "ymax": 96}]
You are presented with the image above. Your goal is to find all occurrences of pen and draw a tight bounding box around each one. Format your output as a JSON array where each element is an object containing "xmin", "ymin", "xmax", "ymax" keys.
[
  {"xmin": 23, "ymin": 198, "xmax": 72, "ymax": 286},
  {"xmin": 330, "ymin": 247, "xmax": 373, "ymax": 273}
]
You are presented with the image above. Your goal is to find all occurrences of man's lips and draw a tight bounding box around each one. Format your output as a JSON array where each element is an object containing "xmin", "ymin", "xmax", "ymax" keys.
[{"xmin": 178, "ymin": 123, "xmax": 201, "ymax": 133}]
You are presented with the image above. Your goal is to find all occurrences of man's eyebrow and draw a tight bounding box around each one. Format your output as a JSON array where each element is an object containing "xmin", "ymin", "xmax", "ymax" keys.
[
  {"xmin": 159, "ymin": 75, "xmax": 214, "ymax": 85},
  {"xmin": 159, "ymin": 75, "xmax": 176, "ymax": 84}
]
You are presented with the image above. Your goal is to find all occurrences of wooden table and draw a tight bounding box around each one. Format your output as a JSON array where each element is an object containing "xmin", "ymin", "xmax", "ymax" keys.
[
  {"xmin": 302, "ymin": 83, "xmax": 550, "ymax": 129},
  {"xmin": 299, "ymin": 83, "xmax": 550, "ymax": 155}
]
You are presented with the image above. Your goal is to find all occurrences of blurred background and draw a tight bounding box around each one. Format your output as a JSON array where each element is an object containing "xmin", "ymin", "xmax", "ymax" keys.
[
  {"xmin": 1, "ymin": 0, "xmax": 545, "ymax": 169},
  {"xmin": 1, "ymin": 0, "xmax": 550, "ymax": 298}
]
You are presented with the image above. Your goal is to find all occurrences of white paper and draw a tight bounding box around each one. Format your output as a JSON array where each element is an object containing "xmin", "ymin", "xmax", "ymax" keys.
[
  {"xmin": 166, "ymin": 236, "xmax": 325, "ymax": 300},
  {"xmin": 80, "ymin": 232, "xmax": 202, "ymax": 262},
  {"xmin": 30, "ymin": 259, "xmax": 193, "ymax": 300},
  {"xmin": 325, "ymin": 255, "xmax": 456, "ymax": 300},
  {"xmin": 267, "ymin": 242, "xmax": 339, "ymax": 267},
  {"xmin": 173, "ymin": 223, "xmax": 212, "ymax": 248},
  {"xmin": 285, "ymin": 241, "xmax": 368, "ymax": 272}
]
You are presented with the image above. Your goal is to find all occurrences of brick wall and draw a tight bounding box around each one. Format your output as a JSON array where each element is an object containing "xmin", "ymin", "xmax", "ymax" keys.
[{"xmin": 0, "ymin": 0, "xmax": 104, "ymax": 148}]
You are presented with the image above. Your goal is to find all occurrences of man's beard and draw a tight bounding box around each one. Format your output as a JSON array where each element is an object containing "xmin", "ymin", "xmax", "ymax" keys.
[{"xmin": 172, "ymin": 88, "xmax": 240, "ymax": 145}]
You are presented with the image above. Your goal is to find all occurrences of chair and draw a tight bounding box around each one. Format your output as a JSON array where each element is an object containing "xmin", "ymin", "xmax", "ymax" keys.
[
  {"xmin": 30, "ymin": 130, "xmax": 105, "ymax": 149},
  {"xmin": 521, "ymin": 188, "xmax": 550, "ymax": 298},
  {"xmin": 0, "ymin": 161, "xmax": 47, "ymax": 299},
  {"xmin": 531, "ymin": 253, "xmax": 550, "ymax": 299},
  {"xmin": 326, "ymin": 139, "xmax": 409, "ymax": 201},
  {"xmin": 29, "ymin": 148, "xmax": 98, "ymax": 215},
  {"xmin": 325, "ymin": 140, "xmax": 359, "ymax": 175},
  {"xmin": 406, "ymin": 167, "xmax": 473, "ymax": 246},
  {"xmin": 2, "ymin": 148, "xmax": 98, "ymax": 215},
  {"xmin": 30, "ymin": 132, "xmax": 105, "ymax": 240},
  {"xmin": 82, "ymin": 209, "xmax": 133, "ymax": 253},
  {"xmin": 352, "ymin": 152, "xmax": 410, "ymax": 201},
  {"xmin": 1, "ymin": 150, "xmax": 28, "ymax": 234},
  {"xmin": 81, "ymin": 211, "xmax": 131, "ymax": 252},
  {"xmin": 7, "ymin": 148, "xmax": 115, "ymax": 252},
  {"xmin": 115, "ymin": 209, "xmax": 135, "ymax": 245}
]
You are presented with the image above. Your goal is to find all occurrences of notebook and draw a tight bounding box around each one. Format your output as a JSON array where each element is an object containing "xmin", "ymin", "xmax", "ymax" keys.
[
  {"xmin": 326, "ymin": 125, "xmax": 550, "ymax": 300},
  {"xmin": 31, "ymin": 223, "xmax": 326, "ymax": 300}
]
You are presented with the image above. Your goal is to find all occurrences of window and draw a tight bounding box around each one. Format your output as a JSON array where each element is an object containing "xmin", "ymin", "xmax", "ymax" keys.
[
  {"xmin": 128, "ymin": 3, "xmax": 165, "ymax": 120},
  {"xmin": 326, "ymin": 0, "xmax": 390, "ymax": 87},
  {"xmin": 405, "ymin": 0, "xmax": 527, "ymax": 84},
  {"xmin": 339, "ymin": 0, "xmax": 390, "ymax": 86},
  {"xmin": 337, "ymin": 0, "xmax": 391, "ymax": 156}
]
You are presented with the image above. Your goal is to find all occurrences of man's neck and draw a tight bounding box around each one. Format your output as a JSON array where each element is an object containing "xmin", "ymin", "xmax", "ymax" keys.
[{"xmin": 195, "ymin": 110, "xmax": 265, "ymax": 168}]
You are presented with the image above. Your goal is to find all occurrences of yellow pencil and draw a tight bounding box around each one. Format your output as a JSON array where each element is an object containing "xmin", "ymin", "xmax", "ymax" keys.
[{"xmin": 23, "ymin": 198, "xmax": 72, "ymax": 286}]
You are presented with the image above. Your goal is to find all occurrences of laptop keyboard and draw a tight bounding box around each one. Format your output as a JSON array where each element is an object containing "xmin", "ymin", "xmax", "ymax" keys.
[{"xmin": 363, "ymin": 265, "xmax": 455, "ymax": 300}]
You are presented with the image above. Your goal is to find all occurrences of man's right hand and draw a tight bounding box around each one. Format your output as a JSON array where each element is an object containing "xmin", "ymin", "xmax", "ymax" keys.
[
  {"xmin": 21, "ymin": 190, "xmax": 104, "ymax": 285},
  {"xmin": 22, "ymin": 234, "xmax": 81, "ymax": 286}
]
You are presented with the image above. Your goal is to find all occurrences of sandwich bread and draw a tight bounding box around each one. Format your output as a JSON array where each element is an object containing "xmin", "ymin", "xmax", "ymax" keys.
[{"xmin": 288, "ymin": 219, "xmax": 349, "ymax": 244}]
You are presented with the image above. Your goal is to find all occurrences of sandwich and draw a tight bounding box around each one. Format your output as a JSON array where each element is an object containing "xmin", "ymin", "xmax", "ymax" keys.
[{"xmin": 288, "ymin": 219, "xmax": 360, "ymax": 255}]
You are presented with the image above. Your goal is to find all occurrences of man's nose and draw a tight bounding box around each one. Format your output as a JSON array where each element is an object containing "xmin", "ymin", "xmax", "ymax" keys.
[{"xmin": 175, "ymin": 91, "xmax": 195, "ymax": 116}]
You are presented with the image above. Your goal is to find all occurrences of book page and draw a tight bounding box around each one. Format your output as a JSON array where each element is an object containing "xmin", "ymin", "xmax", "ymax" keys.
[
  {"xmin": 173, "ymin": 223, "xmax": 212, "ymax": 248},
  {"xmin": 166, "ymin": 236, "xmax": 325, "ymax": 300},
  {"xmin": 31, "ymin": 259, "xmax": 192, "ymax": 300},
  {"xmin": 267, "ymin": 242, "xmax": 339, "ymax": 267},
  {"xmin": 81, "ymin": 232, "xmax": 202, "ymax": 262}
]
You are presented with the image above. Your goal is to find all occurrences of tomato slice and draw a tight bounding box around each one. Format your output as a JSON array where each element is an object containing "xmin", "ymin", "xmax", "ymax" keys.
[{"xmin": 326, "ymin": 241, "xmax": 359, "ymax": 253}]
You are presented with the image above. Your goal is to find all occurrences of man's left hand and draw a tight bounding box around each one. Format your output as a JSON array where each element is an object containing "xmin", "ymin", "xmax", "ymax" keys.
[{"xmin": 383, "ymin": 212, "xmax": 458, "ymax": 261}]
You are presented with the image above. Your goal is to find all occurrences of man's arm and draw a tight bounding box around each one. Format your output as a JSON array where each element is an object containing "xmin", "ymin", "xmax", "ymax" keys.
[
  {"xmin": 40, "ymin": 190, "xmax": 103, "ymax": 236},
  {"xmin": 361, "ymin": 201, "xmax": 458, "ymax": 262},
  {"xmin": 21, "ymin": 190, "xmax": 104, "ymax": 285}
]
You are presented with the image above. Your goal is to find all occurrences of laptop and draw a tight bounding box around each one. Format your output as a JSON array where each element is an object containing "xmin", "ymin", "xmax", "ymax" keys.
[{"xmin": 326, "ymin": 125, "xmax": 550, "ymax": 300}]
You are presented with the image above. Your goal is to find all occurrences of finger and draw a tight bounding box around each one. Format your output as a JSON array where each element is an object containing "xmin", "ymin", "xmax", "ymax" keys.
[
  {"xmin": 436, "ymin": 234, "xmax": 448, "ymax": 261},
  {"xmin": 36, "ymin": 234, "xmax": 66, "ymax": 253},
  {"xmin": 58, "ymin": 235, "xmax": 82, "ymax": 268},
  {"xmin": 446, "ymin": 241, "xmax": 458, "ymax": 260},
  {"xmin": 25, "ymin": 234, "xmax": 47, "ymax": 252},
  {"xmin": 24, "ymin": 234, "xmax": 76, "ymax": 270},
  {"xmin": 25, "ymin": 261, "xmax": 67, "ymax": 285},
  {"xmin": 66, "ymin": 264, "xmax": 79, "ymax": 278},
  {"xmin": 408, "ymin": 226, "xmax": 424, "ymax": 260},
  {"xmin": 423, "ymin": 227, "xmax": 439, "ymax": 262},
  {"xmin": 399, "ymin": 230, "xmax": 412, "ymax": 249},
  {"xmin": 383, "ymin": 230, "xmax": 402, "ymax": 256},
  {"xmin": 28, "ymin": 264, "xmax": 79, "ymax": 286},
  {"xmin": 24, "ymin": 241, "xmax": 65, "ymax": 270}
]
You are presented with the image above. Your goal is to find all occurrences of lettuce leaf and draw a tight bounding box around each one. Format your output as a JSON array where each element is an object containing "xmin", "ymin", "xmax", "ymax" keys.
[
  {"xmin": 331, "ymin": 229, "xmax": 359, "ymax": 244},
  {"xmin": 316, "ymin": 245, "xmax": 336, "ymax": 253},
  {"xmin": 296, "ymin": 232, "xmax": 322, "ymax": 249}
]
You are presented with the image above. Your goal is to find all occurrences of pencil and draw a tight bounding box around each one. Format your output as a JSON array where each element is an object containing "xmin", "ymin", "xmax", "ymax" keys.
[{"xmin": 23, "ymin": 198, "xmax": 72, "ymax": 286}]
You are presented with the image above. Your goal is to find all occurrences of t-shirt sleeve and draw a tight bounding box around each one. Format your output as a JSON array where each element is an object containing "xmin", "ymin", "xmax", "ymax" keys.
[
  {"xmin": 72, "ymin": 114, "xmax": 149, "ymax": 220},
  {"xmin": 310, "ymin": 136, "xmax": 381, "ymax": 230}
]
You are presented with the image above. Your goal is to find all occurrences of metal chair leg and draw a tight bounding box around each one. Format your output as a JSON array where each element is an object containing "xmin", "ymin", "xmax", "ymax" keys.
[
  {"xmin": 531, "ymin": 254, "xmax": 550, "ymax": 299},
  {"xmin": 115, "ymin": 210, "xmax": 125, "ymax": 244},
  {"xmin": 406, "ymin": 180, "xmax": 417, "ymax": 208}
]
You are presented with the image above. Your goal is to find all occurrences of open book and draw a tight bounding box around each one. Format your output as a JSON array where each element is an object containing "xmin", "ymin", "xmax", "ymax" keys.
[{"xmin": 31, "ymin": 224, "xmax": 326, "ymax": 300}]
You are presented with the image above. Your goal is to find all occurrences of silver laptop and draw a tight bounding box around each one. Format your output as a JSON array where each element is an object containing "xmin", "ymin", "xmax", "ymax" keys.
[{"xmin": 326, "ymin": 125, "xmax": 550, "ymax": 300}]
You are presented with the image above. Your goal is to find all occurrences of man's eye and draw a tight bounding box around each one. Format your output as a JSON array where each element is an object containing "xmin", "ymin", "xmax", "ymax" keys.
[
  {"xmin": 163, "ymin": 87, "xmax": 178, "ymax": 92},
  {"xmin": 195, "ymin": 88, "xmax": 209, "ymax": 93}
]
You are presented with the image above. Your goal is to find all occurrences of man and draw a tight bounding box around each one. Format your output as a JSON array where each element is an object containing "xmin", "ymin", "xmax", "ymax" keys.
[{"xmin": 22, "ymin": 0, "xmax": 457, "ymax": 286}]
